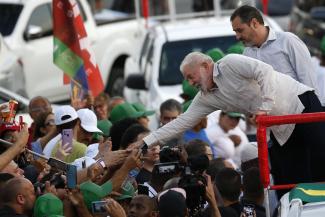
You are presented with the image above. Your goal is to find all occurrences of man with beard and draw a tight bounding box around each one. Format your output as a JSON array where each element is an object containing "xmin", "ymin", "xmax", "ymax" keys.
[
  {"xmin": 230, "ymin": 6, "xmax": 321, "ymax": 105},
  {"xmin": 142, "ymin": 52, "xmax": 325, "ymax": 197},
  {"xmin": 127, "ymin": 195, "xmax": 158, "ymax": 217},
  {"xmin": 0, "ymin": 177, "xmax": 36, "ymax": 217}
]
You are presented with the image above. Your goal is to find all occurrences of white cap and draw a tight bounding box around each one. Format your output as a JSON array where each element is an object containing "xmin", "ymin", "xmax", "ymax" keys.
[
  {"xmin": 54, "ymin": 105, "xmax": 78, "ymax": 125},
  {"xmin": 77, "ymin": 108, "xmax": 102, "ymax": 133},
  {"xmin": 241, "ymin": 142, "xmax": 258, "ymax": 163}
]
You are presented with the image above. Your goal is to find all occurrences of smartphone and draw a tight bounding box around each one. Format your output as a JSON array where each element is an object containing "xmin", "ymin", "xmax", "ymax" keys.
[
  {"xmin": 91, "ymin": 201, "xmax": 107, "ymax": 214},
  {"xmin": 62, "ymin": 129, "xmax": 73, "ymax": 150},
  {"xmin": 66, "ymin": 164, "xmax": 77, "ymax": 189},
  {"xmin": 242, "ymin": 204, "xmax": 255, "ymax": 217},
  {"xmin": 138, "ymin": 184, "xmax": 149, "ymax": 195},
  {"xmin": 47, "ymin": 158, "xmax": 68, "ymax": 172}
]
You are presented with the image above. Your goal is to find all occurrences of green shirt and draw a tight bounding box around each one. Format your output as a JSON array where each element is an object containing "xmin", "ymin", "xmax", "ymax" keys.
[{"xmin": 51, "ymin": 139, "xmax": 87, "ymax": 163}]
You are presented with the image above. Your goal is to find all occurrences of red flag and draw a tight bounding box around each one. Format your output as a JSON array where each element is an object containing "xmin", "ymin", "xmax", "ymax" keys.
[{"xmin": 53, "ymin": 0, "xmax": 104, "ymax": 97}]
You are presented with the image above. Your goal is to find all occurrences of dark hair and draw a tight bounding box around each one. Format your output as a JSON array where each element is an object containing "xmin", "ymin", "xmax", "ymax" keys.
[
  {"xmin": 33, "ymin": 111, "xmax": 53, "ymax": 139},
  {"xmin": 185, "ymin": 139, "xmax": 209, "ymax": 157},
  {"xmin": 230, "ymin": 5, "xmax": 264, "ymax": 25},
  {"xmin": 120, "ymin": 124, "xmax": 150, "ymax": 149},
  {"xmin": 160, "ymin": 99, "xmax": 182, "ymax": 114},
  {"xmin": 57, "ymin": 119, "xmax": 78, "ymax": 131},
  {"xmin": 242, "ymin": 167, "xmax": 264, "ymax": 200},
  {"xmin": 206, "ymin": 158, "xmax": 227, "ymax": 181},
  {"xmin": 110, "ymin": 118, "xmax": 139, "ymax": 151},
  {"xmin": 215, "ymin": 168, "xmax": 241, "ymax": 201}
]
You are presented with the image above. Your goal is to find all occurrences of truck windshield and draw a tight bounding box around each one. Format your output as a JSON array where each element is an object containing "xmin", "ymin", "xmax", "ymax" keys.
[
  {"xmin": 0, "ymin": 4, "xmax": 23, "ymax": 36},
  {"xmin": 159, "ymin": 36, "xmax": 237, "ymax": 85}
]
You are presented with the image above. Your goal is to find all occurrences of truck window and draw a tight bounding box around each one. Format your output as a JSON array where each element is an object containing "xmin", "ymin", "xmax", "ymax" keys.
[
  {"xmin": 0, "ymin": 3, "xmax": 23, "ymax": 36},
  {"xmin": 159, "ymin": 36, "xmax": 237, "ymax": 86},
  {"xmin": 24, "ymin": 1, "xmax": 87, "ymax": 40},
  {"xmin": 26, "ymin": 4, "xmax": 53, "ymax": 39}
]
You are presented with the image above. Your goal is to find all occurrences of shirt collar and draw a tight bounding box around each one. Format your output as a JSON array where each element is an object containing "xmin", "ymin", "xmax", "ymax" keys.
[
  {"xmin": 208, "ymin": 63, "xmax": 219, "ymax": 92},
  {"xmin": 266, "ymin": 27, "xmax": 276, "ymax": 42},
  {"xmin": 213, "ymin": 62, "xmax": 220, "ymax": 77},
  {"xmin": 253, "ymin": 27, "xmax": 276, "ymax": 49}
]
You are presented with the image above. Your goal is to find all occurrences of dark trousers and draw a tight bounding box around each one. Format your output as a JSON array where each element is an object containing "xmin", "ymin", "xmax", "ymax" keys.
[{"xmin": 269, "ymin": 91, "xmax": 325, "ymax": 198}]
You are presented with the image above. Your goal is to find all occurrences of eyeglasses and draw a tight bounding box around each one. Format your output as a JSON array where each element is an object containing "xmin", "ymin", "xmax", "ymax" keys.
[{"xmin": 45, "ymin": 119, "xmax": 55, "ymax": 126}]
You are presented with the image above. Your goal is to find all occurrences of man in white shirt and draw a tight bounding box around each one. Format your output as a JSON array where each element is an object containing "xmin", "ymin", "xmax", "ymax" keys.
[
  {"xmin": 143, "ymin": 52, "xmax": 325, "ymax": 194},
  {"xmin": 230, "ymin": 5, "xmax": 323, "ymax": 106}
]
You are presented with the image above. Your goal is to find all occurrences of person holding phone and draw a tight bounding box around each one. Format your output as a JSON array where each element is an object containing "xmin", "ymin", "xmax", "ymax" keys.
[{"xmin": 50, "ymin": 106, "xmax": 87, "ymax": 163}]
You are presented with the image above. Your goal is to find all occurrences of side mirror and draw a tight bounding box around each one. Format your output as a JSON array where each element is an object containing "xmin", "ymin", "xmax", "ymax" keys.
[
  {"xmin": 24, "ymin": 25, "xmax": 43, "ymax": 41},
  {"xmin": 310, "ymin": 7, "xmax": 325, "ymax": 20},
  {"xmin": 125, "ymin": 74, "xmax": 147, "ymax": 90}
]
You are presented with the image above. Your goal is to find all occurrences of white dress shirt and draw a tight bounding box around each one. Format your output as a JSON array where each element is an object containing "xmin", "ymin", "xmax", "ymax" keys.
[
  {"xmin": 144, "ymin": 54, "xmax": 312, "ymax": 147},
  {"xmin": 244, "ymin": 28, "xmax": 322, "ymax": 105}
]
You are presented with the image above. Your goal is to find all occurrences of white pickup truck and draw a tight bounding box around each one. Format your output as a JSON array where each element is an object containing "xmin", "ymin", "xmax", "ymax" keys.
[{"xmin": 0, "ymin": 0, "xmax": 143, "ymax": 102}]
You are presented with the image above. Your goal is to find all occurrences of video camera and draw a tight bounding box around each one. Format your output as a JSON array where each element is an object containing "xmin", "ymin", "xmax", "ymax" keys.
[{"xmin": 156, "ymin": 148, "xmax": 210, "ymax": 217}]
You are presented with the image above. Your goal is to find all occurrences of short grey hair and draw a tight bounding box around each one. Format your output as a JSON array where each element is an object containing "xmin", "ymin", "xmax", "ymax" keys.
[{"xmin": 180, "ymin": 52, "xmax": 214, "ymax": 74}]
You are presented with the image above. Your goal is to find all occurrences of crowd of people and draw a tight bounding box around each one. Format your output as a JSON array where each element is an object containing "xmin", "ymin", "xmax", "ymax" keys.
[{"xmin": 0, "ymin": 5, "xmax": 325, "ymax": 217}]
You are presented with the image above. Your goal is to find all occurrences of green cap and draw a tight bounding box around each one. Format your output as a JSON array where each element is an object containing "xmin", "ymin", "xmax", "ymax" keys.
[
  {"xmin": 206, "ymin": 48, "xmax": 225, "ymax": 62},
  {"xmin": 226, "ymin": 112, "xmax": 245, "ymax": 119},
  {"xmin": 109, "ymin": 102, "xmax": 145, "ymax": 124},
  {"xmin": 80, "ymin": 180, "xmax": 113, "ymax": 210},
  {"xmin": 180, "ymin": 80, "xmax": 199, "ymax": 100},
  {"xmin": 132, "ymin": 102, "xmax": 155, "ymax": 116},
  {"xmin": 227, "ymin": 43, "xmax": 245, "ymax": 54},
  {"xmin": 97, "ymin": 119, "xmax": 112, "ymax": 137},
  {"xmin": 92, "ymin": 119, "xmax": 112, "ymax": 141},
  {"xmin": 321, "ymin": 36, "xmax": 325, "ymax": 56},
  {"xmin": 116, "ymin": 181, "xmax": 135, "ymax": 201},
  {"xmin": 34, "ymin": 193, "xmax": 64, "ymax": 217},
  {"xmin": 182, "ymin": 100, "xmax": 192, "ymax": 113}
]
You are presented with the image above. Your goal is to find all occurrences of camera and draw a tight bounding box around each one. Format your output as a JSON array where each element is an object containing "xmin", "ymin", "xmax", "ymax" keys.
[
  {"xmin": 242, "ymin": 204, "xmax": 255, "ymax": 217},
  {"xmin": 178, "ymin": 154, "xmax": 210, "ymax": 217},
  {"xmin": 34, "ymin": 172, "xmax": 65, "ymax": 194}
]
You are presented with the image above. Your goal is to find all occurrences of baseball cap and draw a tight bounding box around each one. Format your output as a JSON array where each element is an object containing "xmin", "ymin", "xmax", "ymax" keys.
[
  {"xmin": 80, "ymin": 180, "xmax": 113, "ymax": 210},
  {"xmin": 33, "ymin": 193, "xmax": 64, "ymax": 217},
  {"xmin": 132, "ymin": 102, "xmax": 155, "ymax": 117},
  {"xmin": 206, "ymin": 48, "xmax": 225, "ymax": 62},
  {"xmin": 321, "ymin": 36, "xmax": 325, "ymax": 56},
  {"xmin": 182, "ymin": 99, "xmax": 192, "ymax": 113},
  {"xmin": 158, "ymin": 188, "xmax": 187, "ymax": 217},
  {"xmin": 77, "ymin": 108, "xmax": 102, "ymax": 133},
  {"xmin": 241, "ymin": 142, "xmax": 258, "ymax": 163},
  {"xmin": 180, "ymin": 80, "xmax": 199, "ymax": 100},
  {"xmin": 54, "ymin": 105, "xmax": 78, "ymax": 125},
  {"xmin": 226, "ymin": 112, "xmax": 245, "ymax": 119},
  {"xmin": 109, "ymin": 102, "xmax": 145, "ymax": 124},
  {"xmin": 227, "ymin": 43, "xmax": 245, "ymax": 54}
]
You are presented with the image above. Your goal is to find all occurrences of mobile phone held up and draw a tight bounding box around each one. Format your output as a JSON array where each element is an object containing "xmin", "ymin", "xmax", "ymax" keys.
[
  {"xmin": 61, "ymin": 129, "xmax": 73, "ymax": 151},
  {"xmin": 91, "ymin": 201, "xmax": 107, "ymax": 214},
  {"xmin": 66, "ymin": 164, "xmax": 77, "ymax": 189}
]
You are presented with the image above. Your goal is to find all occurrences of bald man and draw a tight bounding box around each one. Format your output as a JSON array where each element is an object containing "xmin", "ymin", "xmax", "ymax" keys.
[{"xmin": 0, "ymin": 177, "xmax": 36, "ymax": 217}]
